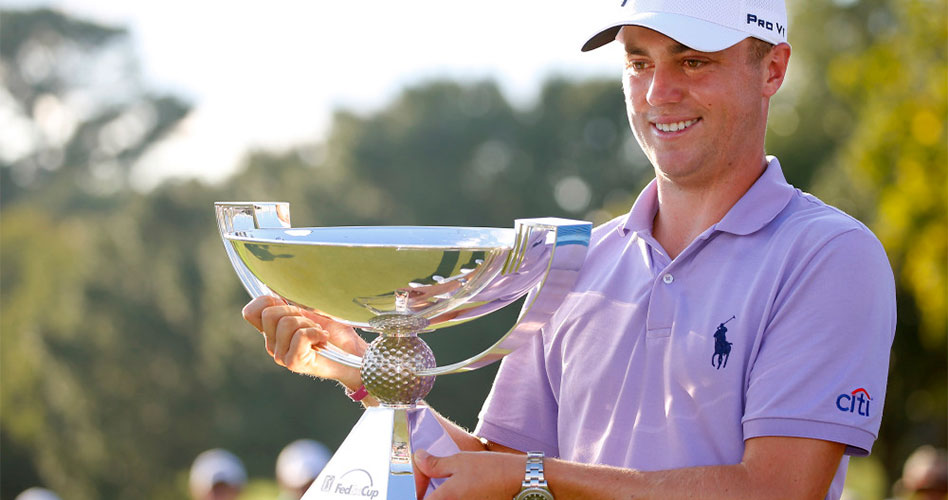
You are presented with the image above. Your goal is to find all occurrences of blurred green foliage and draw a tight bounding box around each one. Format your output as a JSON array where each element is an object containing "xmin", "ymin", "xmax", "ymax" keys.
[
  {"xmin": 803, "ymin": 0, "xmax": 948, "ymax": 483},
  {"xmin": 1, "ymin": 2, "xmax": 945, "ymax": 499}
]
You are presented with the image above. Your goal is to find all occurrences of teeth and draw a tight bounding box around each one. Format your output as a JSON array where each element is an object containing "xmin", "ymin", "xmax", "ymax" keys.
[{"xmin": 655, "ymin": 119, "xmax": 698, "ymax": 133}]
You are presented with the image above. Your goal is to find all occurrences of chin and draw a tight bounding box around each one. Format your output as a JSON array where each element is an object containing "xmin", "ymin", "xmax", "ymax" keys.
[{"xmin": 653, "ymin": 159, "xmax": 705, "ymax": 182}]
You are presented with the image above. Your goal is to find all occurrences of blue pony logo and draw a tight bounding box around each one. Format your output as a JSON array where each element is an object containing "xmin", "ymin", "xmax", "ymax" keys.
[{"xmin": 712, "ymin": 316, "xmax": 735, "ymax": 369}]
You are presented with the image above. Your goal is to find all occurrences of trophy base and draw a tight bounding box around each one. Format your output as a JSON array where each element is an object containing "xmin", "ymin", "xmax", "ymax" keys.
[{"xmin": 302, "ymin": 405, "xmax": 458, "ymax": 499}]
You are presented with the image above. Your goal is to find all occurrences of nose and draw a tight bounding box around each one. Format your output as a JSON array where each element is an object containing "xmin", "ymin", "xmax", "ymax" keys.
[{"xmin": 646, "ymin": 63, "xmax": 684, "ymax": 106}]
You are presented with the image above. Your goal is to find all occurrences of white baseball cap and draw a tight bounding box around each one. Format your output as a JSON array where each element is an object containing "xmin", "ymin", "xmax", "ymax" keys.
[
  {"xmin": 14, "ymin": 488, "xmax": 61, "ymax": 500},
  {"xmin": 276, "ymin": 439, "xmax": 331, "ymax": 489},
  {"xmin": 582, "ymin": 0, "xmax": 789, "ymax": 52},
  {"xmin": 189, "ymin": 449, "xmax": 247, "ymax": 497}
]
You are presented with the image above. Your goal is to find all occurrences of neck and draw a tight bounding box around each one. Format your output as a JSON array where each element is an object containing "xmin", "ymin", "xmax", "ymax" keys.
[{"xmin": 652, "ymin": 155, "xmax": 768, "ymax": 259}]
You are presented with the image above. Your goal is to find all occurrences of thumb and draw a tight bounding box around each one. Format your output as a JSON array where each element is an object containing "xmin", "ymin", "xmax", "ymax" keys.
[
  {"xmin": 300, "ymin": 309, "xmax": 340, "ymax": 331},
  {"xmin": 413, "ymin": 450, "xmax": 431, "ymax": 500},
  {"xmin": 413, "ymin": 449, "xmax": 452, "ymax": 479},
  {"xmin": 301, "ymin": 310, "xmax": 361, "ymax": 342}
]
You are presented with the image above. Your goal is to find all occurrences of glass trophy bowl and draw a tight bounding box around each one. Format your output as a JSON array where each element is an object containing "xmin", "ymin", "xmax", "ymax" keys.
[{"xmin": 215, "ymin": 202, "xmax": 590, "ymax": 499}]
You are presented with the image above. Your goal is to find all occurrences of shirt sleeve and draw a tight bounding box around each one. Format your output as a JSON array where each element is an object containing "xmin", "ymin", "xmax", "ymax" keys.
[
  {"xmin": 742, "ymin": 226, "xmax": 897, "ymax": 456},
  {"xmin": 474, "ymin": 326, "xmax": 560, "ymax": 457}
]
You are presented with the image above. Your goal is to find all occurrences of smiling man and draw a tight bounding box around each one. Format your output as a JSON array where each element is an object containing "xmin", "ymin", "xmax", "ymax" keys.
[{"xmin": 242, "ymin": 1, "xmax": 897, "ymax": 499}]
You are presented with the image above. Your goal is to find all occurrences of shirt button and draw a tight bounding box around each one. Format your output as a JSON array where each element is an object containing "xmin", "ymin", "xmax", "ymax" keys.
[{"xmin": 662, "ymin": 273, "xmax": 674, "ymax": 284}]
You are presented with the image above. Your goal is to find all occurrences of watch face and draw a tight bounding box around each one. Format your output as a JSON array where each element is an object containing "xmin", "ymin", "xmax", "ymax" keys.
[{"xmin": 515, "ymin": 489, "xmax": 554, "ymax": 500}]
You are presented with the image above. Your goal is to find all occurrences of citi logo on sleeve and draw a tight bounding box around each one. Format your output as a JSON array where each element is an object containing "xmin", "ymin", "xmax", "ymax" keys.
[{"xmin": 836, "ymin": 388, "xmax": 872, "ymax": 416}]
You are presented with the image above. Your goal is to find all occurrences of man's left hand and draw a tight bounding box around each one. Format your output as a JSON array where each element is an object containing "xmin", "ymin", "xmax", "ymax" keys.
[{"xmin": 414, "ymin": 449, "xmax": 524, "ymax": 500}]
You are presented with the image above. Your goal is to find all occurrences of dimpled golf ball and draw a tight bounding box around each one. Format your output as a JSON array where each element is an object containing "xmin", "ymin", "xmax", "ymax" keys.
[{"xmin": 361, "ymin": 335, "xmax": 435, "ymax": 406}]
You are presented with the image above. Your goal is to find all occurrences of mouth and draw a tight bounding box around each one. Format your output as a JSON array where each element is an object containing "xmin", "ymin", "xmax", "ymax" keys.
[{"xmin": 652, "ymin": 118, "xmax": 700, "ymax": 134}]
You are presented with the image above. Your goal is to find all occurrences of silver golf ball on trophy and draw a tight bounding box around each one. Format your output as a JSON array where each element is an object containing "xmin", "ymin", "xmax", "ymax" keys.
[{"xmin": 215, "ymin": 202, "xmax": 590, "ymax": 499}]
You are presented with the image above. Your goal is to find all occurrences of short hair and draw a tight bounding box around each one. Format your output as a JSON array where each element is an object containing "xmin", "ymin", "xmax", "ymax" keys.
[{"xmin": 747, "ymin": 38, "xmax": 775, "ymax": 64}]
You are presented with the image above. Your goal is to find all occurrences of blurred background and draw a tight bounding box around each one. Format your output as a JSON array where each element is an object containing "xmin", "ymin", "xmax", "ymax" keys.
[{"xmin": 0, "ymin": 1, "xmax": 944, "ymax": 499}]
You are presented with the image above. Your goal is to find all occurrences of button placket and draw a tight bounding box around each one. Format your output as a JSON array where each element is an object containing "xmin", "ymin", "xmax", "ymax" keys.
[{"xmin": 646, "ymin": 267, "xmax": 676, "ymax": 338}]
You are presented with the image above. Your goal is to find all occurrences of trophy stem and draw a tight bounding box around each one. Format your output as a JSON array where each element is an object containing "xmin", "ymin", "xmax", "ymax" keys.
[
  {"xmin": 360, "ymin": 323, "xmax": 436, "ymax": 407},
  {"xmin": 302, "ymin": 405, "xmax": 458, "ymax": 499}
]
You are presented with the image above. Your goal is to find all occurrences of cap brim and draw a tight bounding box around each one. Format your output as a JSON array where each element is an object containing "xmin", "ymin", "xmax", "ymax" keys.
[
  {"xmin": 582, "ymin": 26, "xmax": 623, "ymax": 52},
  {"xmin": 581, "ymin": 12, "xmax": 749, "ymax": 53}
]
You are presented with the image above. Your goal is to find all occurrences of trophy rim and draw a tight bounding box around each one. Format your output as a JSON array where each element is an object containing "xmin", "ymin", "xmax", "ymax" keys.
[{"xmin": 224, "ymin": 225, "xmax": 516, "ymax": 250}]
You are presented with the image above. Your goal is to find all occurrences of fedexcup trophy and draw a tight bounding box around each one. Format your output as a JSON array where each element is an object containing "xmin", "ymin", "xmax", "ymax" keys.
[{"xmin": 215, "ymin": 202, "xmax": 590, "ymax": 499}]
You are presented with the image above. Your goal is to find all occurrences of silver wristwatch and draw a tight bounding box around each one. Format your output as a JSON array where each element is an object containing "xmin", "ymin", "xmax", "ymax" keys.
[{"xmin": 513, "ymin": 451, "xmax": 554, "ymax": 500}]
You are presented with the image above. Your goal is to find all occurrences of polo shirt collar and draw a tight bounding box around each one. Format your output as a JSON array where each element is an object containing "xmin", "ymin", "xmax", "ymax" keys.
[
  {"xmin": 618, "ymin": 156, "xmax": 794, "ymax": 237},
  {"xmin": 713, "ymin": 156, "xmax": 794, "ymax": 236},
  {"xmin": 618, "ymin": 179, "xmax": 659, "ymax": 237}
]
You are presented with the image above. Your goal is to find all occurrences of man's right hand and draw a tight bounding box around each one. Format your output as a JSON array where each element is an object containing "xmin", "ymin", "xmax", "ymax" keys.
[{"xmin": 242, "ymin": 296, "xmax": 368, "ymax": 391}]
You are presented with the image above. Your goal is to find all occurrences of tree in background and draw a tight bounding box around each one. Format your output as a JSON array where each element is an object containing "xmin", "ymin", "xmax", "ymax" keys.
[
  {"xmin": 0, "ymin": 8, "xmax": 189, "ymax": 211},
  {"xmin": 0, "ymin": 8, "xmax": 200, "ymax": 499},
  {"xmin": 807, "ymin": 0, "xmax": 947, "ymax": 483}
]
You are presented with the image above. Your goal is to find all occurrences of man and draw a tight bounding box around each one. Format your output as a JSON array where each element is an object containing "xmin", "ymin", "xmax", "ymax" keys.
[
  {"xmin": 276, "ymin": 439, "xmax": 332, "ymax": 499},
  {"xmin": 14, "ymin": 488, "xmax": 62, "ymax": 500},
  {"xmin": 188, "ymin": 448, "xmax": 247, "ymax": 500},
  {"xmin": 892, "ymin": 446, "xmax": 948, "ymax": 500},
  {"xmin": 242, "ymin": 1, "xmax": 896, "ymax": 498}
]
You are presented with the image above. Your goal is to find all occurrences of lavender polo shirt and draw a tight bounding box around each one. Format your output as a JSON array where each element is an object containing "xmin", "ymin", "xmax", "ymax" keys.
[{"xmin": 474, "ymin": 157, "xmax": 896, "ymax": 499}]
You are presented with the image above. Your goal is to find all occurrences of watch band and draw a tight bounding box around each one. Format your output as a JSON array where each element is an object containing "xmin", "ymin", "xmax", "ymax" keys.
[
  {"xmin": 522, "ymin": 451, "xmax": 547, "ymax": 489},
  {"xmin": 513, "ymin": 451, "xmax": 553, "ymax": 500}
]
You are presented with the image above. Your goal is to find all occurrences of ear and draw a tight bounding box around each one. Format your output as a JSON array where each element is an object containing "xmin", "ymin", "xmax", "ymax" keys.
[{"xmin": 762, "ymin": 43, "xmax": 791, "ymax": 97}]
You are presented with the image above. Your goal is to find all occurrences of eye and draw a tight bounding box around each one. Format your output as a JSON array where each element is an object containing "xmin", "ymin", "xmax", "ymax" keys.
[
  {"xmin": 683, "ymin": 59, "xmax": 706, "ymax": 69},
  {"xmin": 625, "ymin": 58, "xmax": 650, "ymax": 72}
]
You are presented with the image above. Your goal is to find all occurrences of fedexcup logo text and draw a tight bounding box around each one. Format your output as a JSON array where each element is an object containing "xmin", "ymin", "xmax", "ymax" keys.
[
  {"xmin": 320, "ymin": 469, "xmax": 380, "ymax": 498},
  {"xmin": 836, "ymin": 388, "xmax": 872, "ymax": 416}
]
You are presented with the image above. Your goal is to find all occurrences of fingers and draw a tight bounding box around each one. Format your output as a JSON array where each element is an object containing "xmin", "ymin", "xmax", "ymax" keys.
[
  {"xmin": 260, "ymin": 304, "xmax": 301, "ymax": 356},
  {"xmin": 298, "ymin": 309, "xmax": 365, "ymax": 356},
  {"xmin": 414, "ymin": 450, "xmax": 462, "ymax": 500},
  {"xmin": 274, "ymin": 315, "xmax": 326, "ymax": 365},
  {"xmin": 254, "ymin": 302, "xmax": 331, "ymax": 372},
  {"xmin": 281, "ymin": 326, "xmax": 329, "ymax": 371},
  {"xmin": 414, "ymin": 452, "xmax": 432, "ymax": 500},
  {"xmin": 299, "ymin": 308, "xmax": 338, "ymax": 329},
  {"xmin": 241, "ymin": 295, "xmax": 283, "ymax": 331},
  {"xmin": 245, "ymin": 297, "xmax": 357, "ymax": 347},
  {"xmin": 414, "ymin": 449, "xmax": 451, "ymax": 480},
  {"xmin": 414, "ymin": 451, "xmax": 524, "ymax": 500},
  {"xmin": 243, "ymin": 297, "xmax": 364, "ymax": 380}
]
